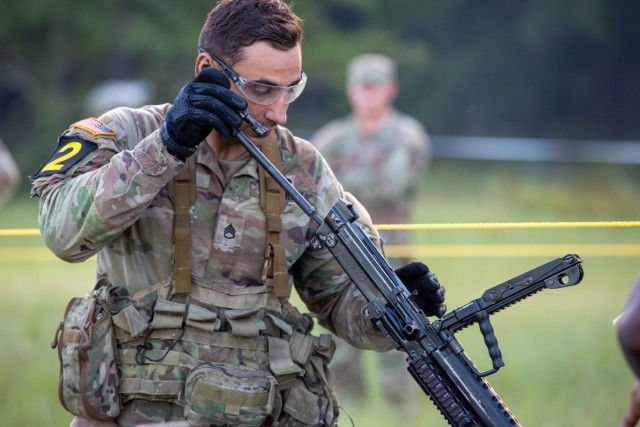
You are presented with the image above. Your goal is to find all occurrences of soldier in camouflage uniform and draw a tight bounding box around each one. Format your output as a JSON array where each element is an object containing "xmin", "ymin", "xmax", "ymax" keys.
[
  {"xmin": 0, "ymin": 137, "xmax": 20, "ymax": 208},
  {"xmin": 312, "ymin": 53, "xmax": 430, "ymax": 258},
  {"xmin": 311, "ymin": 54, "xmax": 431, "ymax": 406},
  {"xmin": 31, "ymin": 1, "xmax": 445, "ymax": 426}
]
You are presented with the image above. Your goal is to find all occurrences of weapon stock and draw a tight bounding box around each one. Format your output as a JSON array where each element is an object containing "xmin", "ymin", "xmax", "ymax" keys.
[
  {"xmin": 433, "ymin": 253, "xmax": 583, "ymax": 377},
  {"xmin": 233, "ymin": 125, "xmax": 584, "ymax": 426}
]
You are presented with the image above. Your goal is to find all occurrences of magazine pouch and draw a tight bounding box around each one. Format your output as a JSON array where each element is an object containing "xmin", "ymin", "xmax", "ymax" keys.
[
  {"xmin": 51, "ymin": 278, "xmax": 121, "ymax": 420},
  {"xmin": 184, "ymin": 362, "xmax": 277, "ymax": 426}
]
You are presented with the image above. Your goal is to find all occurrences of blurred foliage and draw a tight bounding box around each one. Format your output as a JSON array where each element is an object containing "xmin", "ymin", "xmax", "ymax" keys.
[{"xmin": 1, "ymin": 0, "xmax": 639, "ymax": 179}]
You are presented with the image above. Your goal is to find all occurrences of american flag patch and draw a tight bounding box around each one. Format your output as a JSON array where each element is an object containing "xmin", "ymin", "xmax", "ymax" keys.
[{"xmin": 70, "ymin": 118, "xmax": 116, "ymax": 137}]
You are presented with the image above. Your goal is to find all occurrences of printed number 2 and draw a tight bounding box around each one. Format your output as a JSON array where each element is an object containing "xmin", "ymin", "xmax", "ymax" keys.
[{"xmin": 41, "ymin": 141, "xmax": 82, "ymax": 172}]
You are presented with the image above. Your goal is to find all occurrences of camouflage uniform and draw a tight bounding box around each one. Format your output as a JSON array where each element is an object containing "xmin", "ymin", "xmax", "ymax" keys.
[
  {"xmin": 32, "ymin": 104, "xmax": 391, "ymax": 426},
  {"xmin": 312, "ymin": 109, "xmax": 430, "ymax": 250},
  {"xmin": 311, "ymin": 100, "xmax": 429, "ymax": 407},
  {"xmin": 0, "ymin": 137, "xmax": 20, "ymax": 208}
]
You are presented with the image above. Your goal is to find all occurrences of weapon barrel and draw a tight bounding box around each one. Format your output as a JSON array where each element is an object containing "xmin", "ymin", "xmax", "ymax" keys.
[{"xmin": 233, "ymin": 129, "xmax": 322, "ymax": 224}]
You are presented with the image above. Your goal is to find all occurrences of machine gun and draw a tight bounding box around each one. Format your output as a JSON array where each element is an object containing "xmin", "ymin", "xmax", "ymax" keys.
[
  {"xmin": 314, "ymin": 201, "xmax": 583, "ymax": 426},
  {"xmin": 233, "ymin": 122, "xmax": 584, "ymax": 426}
]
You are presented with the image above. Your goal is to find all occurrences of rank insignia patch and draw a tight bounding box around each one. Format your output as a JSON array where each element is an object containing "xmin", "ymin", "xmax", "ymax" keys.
[
  {"xmin": 70, "ymin": 118, "xmax": 116, "ymax": 137},
  {"xmin": 31, "ymin": 135, "xmax": 97, "ymax": 178},
  {"xmin": 224, "ymin": 224, "xmax": 237, "ymax": 239}
]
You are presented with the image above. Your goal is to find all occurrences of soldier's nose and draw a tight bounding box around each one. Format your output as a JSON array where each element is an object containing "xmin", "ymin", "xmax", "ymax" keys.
[{"xmin": 264, "ymin": 96, "xmax": 288, "ymax": 126}]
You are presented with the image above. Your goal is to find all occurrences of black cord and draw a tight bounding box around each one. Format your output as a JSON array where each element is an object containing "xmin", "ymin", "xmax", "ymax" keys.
[{"xmin": 136, "ymin": 299, "xmax": 190, "ymax": 365}]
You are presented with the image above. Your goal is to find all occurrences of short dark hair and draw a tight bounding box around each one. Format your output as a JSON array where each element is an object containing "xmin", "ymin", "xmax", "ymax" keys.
[{"xmin": 198, "ymin": 0, "xmax": 303, "ymax": 66}]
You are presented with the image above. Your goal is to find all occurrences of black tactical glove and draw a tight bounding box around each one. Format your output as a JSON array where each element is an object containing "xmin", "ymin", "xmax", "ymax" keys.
[
  {"xmin": 395, "ymin": 262, "xmax": 447, "ymax": 318},
  {"xmin": 161, "ymin": 68, "xmax": 248, "ymax": 160}
]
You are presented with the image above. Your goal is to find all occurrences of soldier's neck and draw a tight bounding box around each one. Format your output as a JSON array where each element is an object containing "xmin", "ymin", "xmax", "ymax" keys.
[
  {"xmin": 206, "ymin": 135, "xmax": 247, "ymax": 160},
  {"xmin": 355, "ymin": 108, "xmax": 392, "ymax": 137}
]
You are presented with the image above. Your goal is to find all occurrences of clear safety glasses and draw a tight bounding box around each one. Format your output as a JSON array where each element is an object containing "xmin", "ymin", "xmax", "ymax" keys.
[{"xmin": 198, "ymin": 46, "xmax": 307, "ymax": 106}]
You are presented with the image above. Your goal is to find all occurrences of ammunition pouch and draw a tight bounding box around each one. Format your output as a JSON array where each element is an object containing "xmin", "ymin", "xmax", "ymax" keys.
[
  {"xmin": 51, "ymin": 278, "xmax": 121, "ymax": 421},
  {"xmin": 184, "ymin": 362, "xmax": 277, "ymax": 426}
]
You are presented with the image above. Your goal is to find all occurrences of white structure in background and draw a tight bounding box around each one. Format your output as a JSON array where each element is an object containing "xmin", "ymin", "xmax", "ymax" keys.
[
  {"xmin": 85, "ymin": 79, "xmax": 153, "ymax": 116},
  {"xmin": 431, "ymin": 135, "xmax": 640, "ymax": 164}
]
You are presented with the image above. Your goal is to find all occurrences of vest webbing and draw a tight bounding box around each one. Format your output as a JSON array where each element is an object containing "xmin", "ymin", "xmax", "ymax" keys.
[
  {"xmin": 168, "ymin": 140, "xmax": 288, "ymax": 298},
  {"xmin": 258, "ymin": 138, "xmax": 289, "ymax": 298},
  {"xmin": 168, "ymin": 156, "xmax": 196, "ymax": 295}
]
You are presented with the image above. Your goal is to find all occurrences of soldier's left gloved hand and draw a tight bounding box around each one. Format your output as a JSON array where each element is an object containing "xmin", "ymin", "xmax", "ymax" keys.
[{"xmin": 395, "ymin": 262, "xmax": 447, "ymax": 318}]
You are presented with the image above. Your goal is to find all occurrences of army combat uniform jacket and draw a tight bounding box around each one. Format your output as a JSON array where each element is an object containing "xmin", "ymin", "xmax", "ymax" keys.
[
  {"xmin": 312, "ymin": 109, "xmax": 429, "ymax": 227},
  {"xmin": 32, "ymin": 104, "xmax": 391, "ymax": 426}
]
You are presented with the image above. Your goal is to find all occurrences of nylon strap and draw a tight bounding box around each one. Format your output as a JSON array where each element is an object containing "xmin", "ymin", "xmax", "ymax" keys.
[
  {"xmin": 168, "ymin": 157, "xmax": 196, "ymax": 295},
  {"xmin": 258, "ymin": 139, "xmax": 289, "ymax": 298},
  {"xmin": 267, "ymin": 336, "xmax": 303, "ymax": 390}
]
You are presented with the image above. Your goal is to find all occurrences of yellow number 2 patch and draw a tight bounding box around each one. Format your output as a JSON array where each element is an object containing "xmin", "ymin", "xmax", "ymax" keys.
[{"xmin": 32, "ymin": 136, "xmax": 97, "ymax": 178}]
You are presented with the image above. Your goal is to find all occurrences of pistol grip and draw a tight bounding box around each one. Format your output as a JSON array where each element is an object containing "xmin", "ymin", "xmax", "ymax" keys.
[{"xmin": 476, "ymin": 310, "xmax": 505, "ymax": 371}]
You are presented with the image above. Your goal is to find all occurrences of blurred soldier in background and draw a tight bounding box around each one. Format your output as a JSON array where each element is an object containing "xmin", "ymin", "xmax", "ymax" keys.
[
  {"xmin": 312, "ymin": 53, "xmax": 430, "ymax": 264},
  {"xmin": 617, "ymin": 274, "xmax": 640, "ymax": 427},
  {"xmin": 0, "ymin": 137, "xmax": 20, "ymax": 208},
  {"xmin": 311, "ymin": 54, "xmax": 431, "ymax": 406}
]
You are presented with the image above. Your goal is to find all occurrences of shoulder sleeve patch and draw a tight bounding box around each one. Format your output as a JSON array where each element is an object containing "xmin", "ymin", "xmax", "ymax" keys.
[
  {"xmin": 31, "ymin": 135, "xmax": 98, "ymax": 178},
  {"xmin": 70, "ymin": 118, "xmax": 116, "ymax": 137}
]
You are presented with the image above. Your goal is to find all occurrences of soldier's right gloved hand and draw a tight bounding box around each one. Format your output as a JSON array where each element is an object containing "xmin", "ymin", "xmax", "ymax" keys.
[{"xmin": 161, "ymin": 68, "xmax": 248, "ymax": 161}]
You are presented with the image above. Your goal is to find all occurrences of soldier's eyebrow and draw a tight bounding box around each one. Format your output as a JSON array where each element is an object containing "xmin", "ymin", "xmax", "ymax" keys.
[{"xmin": 252, "ymin": 75, "xmax": 304, "ymax": 87}]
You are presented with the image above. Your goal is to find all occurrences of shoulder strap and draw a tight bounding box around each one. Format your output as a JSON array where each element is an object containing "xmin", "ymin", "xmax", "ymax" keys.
[
  {"xmin": 259, "ymin": 138, "xmax": 289, "ymax": 298},
  {"xmin": 168, "ymin": 156, "xmax": 196, "ymax": 295},
  {"xmin": 167, "ymin": 145, "xmax": 286, "ymax": 298}
]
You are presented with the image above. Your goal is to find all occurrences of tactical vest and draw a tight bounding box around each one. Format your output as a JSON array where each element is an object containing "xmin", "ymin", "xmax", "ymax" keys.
[{"xmin": 110, "ymin": 138, "xmax": 339, "ymax": 426}]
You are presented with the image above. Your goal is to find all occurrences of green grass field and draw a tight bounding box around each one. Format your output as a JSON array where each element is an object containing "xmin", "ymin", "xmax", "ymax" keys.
[{"xmin": 1, "ymin": 159, "xmax": 639, "ymax": 426}]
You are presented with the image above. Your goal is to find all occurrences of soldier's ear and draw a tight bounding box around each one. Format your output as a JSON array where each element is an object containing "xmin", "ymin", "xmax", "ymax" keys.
[{"xmin": 195, "ymin": 53, "xmax": 211, "ymax": 76}]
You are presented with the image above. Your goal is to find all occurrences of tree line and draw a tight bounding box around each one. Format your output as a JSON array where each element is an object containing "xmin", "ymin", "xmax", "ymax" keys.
[{"xmin": 1, "ymin": 0, "xmax": 638, "ymax": 179}]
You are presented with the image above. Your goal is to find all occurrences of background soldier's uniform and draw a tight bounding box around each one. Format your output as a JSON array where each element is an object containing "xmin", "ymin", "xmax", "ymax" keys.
[
  {"xmin": 0, "ymin": 137, "xmax": 20, "ymax": 209},
  {"xmin": 312, "ymin": 105, "xmax": 430, "ymax": 407},
  {"xmin": 32, "ymin": 104, "xmax": 392, "ymax": 426},
  {"xmin": 312, "ymin": 110, "xmax": 430, "ymax": 252}
]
